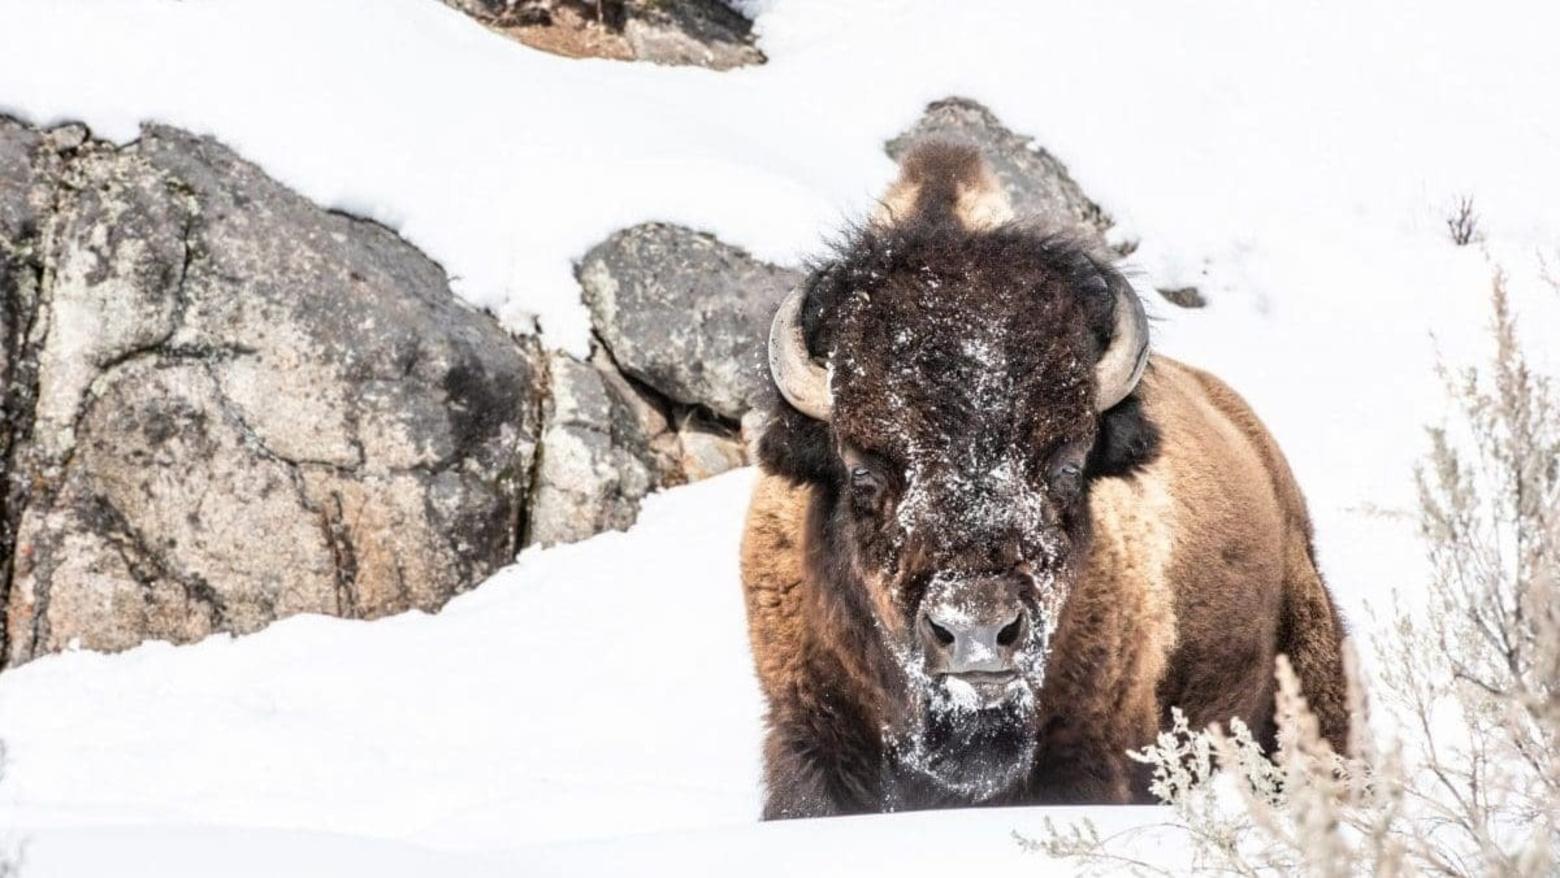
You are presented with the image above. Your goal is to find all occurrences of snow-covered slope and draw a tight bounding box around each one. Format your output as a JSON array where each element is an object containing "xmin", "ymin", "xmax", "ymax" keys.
[
  {"xmin": 2, "ymin": 0, "xmax": 1559, "ymax": 874},
  {"xmin": 2, "ymin": 0, "xmax": 1556, "ymax": 354},
  {"xmin": 0, "ymin": 472, "xmax": 766, "ymax": 850},
  {"xmin": 14, "ymin": 807, "xmax": 1182, "ymax": 878}
]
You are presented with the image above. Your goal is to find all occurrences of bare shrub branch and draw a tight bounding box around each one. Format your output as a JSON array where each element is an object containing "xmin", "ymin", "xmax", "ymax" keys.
[{"xmin": 1447, "ymin": 196, "xmax": 1481, "ymax": 246}]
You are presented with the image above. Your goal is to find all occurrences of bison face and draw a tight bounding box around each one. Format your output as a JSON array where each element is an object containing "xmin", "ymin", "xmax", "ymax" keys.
[
  {"xmin": 827, "ymin": 267, "xmax": 1098, "ymax": 798},
  {"xmin": 762, "ymin": 222, "xmax": 1149, "ymax": 800}
]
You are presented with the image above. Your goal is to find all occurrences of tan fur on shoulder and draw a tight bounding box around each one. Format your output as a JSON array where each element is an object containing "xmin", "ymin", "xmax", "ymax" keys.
[{"xmin": 740, "ymin": 475, "xmax": 814, "ymax": 703}]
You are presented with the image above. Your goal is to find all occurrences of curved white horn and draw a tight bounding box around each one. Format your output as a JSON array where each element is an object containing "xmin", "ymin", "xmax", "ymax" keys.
[
  {"xmin": 767, "ymin": 287, "xmax": 833, "ymax": 421},
  {"xmin": 1094, "ymin": 276, "xmax": 1150, "ymax": 411}
]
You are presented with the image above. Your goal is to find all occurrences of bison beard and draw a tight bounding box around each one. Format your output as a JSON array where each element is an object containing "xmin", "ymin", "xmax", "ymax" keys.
[
  {"xmin": 741, "ymin": 141, "xmax": 1352, "ymax": 818},
  {"xmin": 894, "ymin": 692, "xmax": 1037, "ymax": 803}
]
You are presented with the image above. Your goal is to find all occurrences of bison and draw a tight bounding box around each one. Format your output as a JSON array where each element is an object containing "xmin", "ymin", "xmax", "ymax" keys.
[{"xmin": 740, "ymin": 142, "xmax": 1350, "ymax": 817}]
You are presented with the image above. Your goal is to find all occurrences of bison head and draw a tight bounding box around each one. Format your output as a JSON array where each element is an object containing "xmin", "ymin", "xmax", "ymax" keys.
[{"xmin": 757, "ymin": 143, "xmax": 1154, "ymax": 800}]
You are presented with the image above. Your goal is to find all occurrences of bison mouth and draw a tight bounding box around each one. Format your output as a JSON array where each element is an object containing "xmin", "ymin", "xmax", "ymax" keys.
[
  {"xmin": 892, "ymin": 674, "xmax": 1039, "ymax": 801},
  {"xmin": 940, "ymin": 670, "xmax": 1023, "ymax": 709}
]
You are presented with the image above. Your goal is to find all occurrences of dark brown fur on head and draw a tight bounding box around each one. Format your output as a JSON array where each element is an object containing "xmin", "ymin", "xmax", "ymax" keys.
[{"xmin": 760, "ymin": 142, "xmax": 1158, "ymax": 491}]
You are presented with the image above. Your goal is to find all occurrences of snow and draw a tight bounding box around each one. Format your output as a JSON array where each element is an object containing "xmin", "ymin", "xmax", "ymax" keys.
[
  {"xmin": 2, "ymin": 0, "xmax": 1560, "ymax": 873},
  {"xmin": 4, "ymin": 0, "xmax": 1556, "ymax": 356},
  {"xmin": 0, "ymin": 472, "xmax": 765, "ymax": 851},
  {"xmin": 15, "ymin": 807, "xmax": 1182, "ymax": 878}
]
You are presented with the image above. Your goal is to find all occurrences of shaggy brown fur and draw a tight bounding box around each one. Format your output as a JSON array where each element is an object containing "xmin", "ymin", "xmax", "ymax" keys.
[{"xmin": 741, "ymin": 142, "xmax": 1349, "ymax": 817}]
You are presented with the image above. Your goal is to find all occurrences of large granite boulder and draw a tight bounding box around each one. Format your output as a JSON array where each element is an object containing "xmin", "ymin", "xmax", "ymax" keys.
[
  {"xmin": 578, "ymin": 222, "xmax": 802, "ymax": 421},
  {"xmin": 887, "ymin": 97, "xmax": 1113, "ymax": 246},
  {"xmin": 0, "ymin": 120, "xmax": 543, "ymax": 666}
]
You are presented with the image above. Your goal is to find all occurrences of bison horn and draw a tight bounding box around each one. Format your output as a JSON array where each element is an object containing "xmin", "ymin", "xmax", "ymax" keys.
[
  {"xmin": 1094, "ymin": 272, "xmax": 1151, "ymax": 411},
  {"xmin": 768, "ymin": 287, "xmax": 833, "ymax": 421}
]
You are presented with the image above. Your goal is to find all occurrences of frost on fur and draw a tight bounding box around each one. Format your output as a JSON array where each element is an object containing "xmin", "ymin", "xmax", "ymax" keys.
[{"xmin": 1022, "ymin": 268, "xmax": 1560, "ymax": 876}]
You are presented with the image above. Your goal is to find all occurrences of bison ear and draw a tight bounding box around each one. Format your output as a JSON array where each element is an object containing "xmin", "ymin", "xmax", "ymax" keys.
[
  {"xmin": 756, "ymin": 395, "xmax": 841, "ymax": 486},
  {"xmin": 1086, "ymin": 388, "xmax": 1161, "ymax": 480}
]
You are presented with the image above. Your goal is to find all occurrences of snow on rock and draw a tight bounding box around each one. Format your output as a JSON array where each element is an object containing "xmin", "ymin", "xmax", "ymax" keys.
[
  {"xmin": 0, "ymin": 120, "xmax": 544, "ymax": 666},
  {"xmin": 620, "ymin": 0, "xmax": 767, "ymax": 70}
]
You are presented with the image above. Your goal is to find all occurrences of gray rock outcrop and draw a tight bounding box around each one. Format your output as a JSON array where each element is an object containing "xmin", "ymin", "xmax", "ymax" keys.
[
  {"xmin": 526, "ymin": 349, "xmax": 667, "ymax": 547},
  {"xmin": 578, "ymin": 222, "xmax": 802, "ymax": 421},
  {"xmin": 526, "ymin": 345, "xmax": 746, "ymax": 547},
  {"xmin": 0, "ymin": 119, "xmax": 543, "ymax": 665}
]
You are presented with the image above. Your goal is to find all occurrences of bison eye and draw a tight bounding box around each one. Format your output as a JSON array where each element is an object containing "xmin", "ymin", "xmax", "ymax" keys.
[
  {"xmin": 1050, "ymin": 461, "xmax": 1084, "ymax": 497},
  {"xmin": 849, "ymin": 465, "xmax": 883, "ymax": 502}
]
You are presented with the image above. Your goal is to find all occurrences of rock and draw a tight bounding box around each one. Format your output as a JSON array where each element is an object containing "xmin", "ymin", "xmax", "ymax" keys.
[
  {"xmin": 1157, "ymin": 286, "xmax": 1207, "ymax": 308},
  {"xmin": 526, "ymin": 343, "xmax": 753, "ymax": 546},
  {"xmin": 0, "ymin": 120, "xmax": 543, "ymax": 666},
  {"xmin": 887, "ymin": 97, "xmax": 1112, "ymax": 245},
  {"xmin": 676, "ymin": 421, "xmax": 745, "ymax": 482},
  {"xmin": 526, "ymin": 335, "xmax": 758, "ymax": 547},
  {"xmin": 578, "ymin": 222, "xmax": 803, "ymax": 421},
  {"xmin": 1, "ymin": 119, "xmax": 43, "ymax": 465},
  {"xmin": 1, "ymin": 118, "xmax": 64, "ymax": 621},
  {"xmin": 525, "ymin": 350, "xmax": 666, "ymax": 547},
  {"xmin": 622, "ymin": 1, "xmax": 764, "ymax": 70},
  {"xmin": 739, "ymin": 408, "xmax": 768, "ymax": 459},
  {"xmin": 441, "ymin": 0, "xmax": 763, "ymax": 70}
]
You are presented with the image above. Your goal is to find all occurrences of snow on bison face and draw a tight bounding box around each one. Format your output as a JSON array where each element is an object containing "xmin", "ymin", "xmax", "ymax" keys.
[{"xmin": 765, "ymin": 222, "xmax": 1148, "ymax": 798}]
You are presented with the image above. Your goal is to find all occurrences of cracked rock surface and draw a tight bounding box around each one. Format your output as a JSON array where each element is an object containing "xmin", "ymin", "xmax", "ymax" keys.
[
  {"xmin": 0, "ymin": 119, "xmax": 542, "ymax": 666},
  {"xmin": 527, "ymin": 349, "xmax": 669, "ymax": 547},
  {"xmin": 527, "ymin": 345, "xmax": 747, "ymax": 547}
]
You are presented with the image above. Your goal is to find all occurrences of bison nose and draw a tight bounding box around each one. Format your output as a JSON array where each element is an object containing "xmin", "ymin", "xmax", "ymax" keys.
[{"xmin": 920, "ymin": 604, "xmax": 1027, "ymax": 675}]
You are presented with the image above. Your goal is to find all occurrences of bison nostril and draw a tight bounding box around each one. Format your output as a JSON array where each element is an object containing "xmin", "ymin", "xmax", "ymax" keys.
[
  {"xmin": 925, "ymin": 617, "xmax": 955, "ymax": 648},
  {"xmin": 996, "ymin": 614, "xmax": 1024, "ymax": 647}
]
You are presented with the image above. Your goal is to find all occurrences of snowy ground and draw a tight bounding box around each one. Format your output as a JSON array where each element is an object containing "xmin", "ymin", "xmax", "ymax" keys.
[{"xmin": 2, "ymin": 0, "xmax": 1559, "ymax": 874}]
